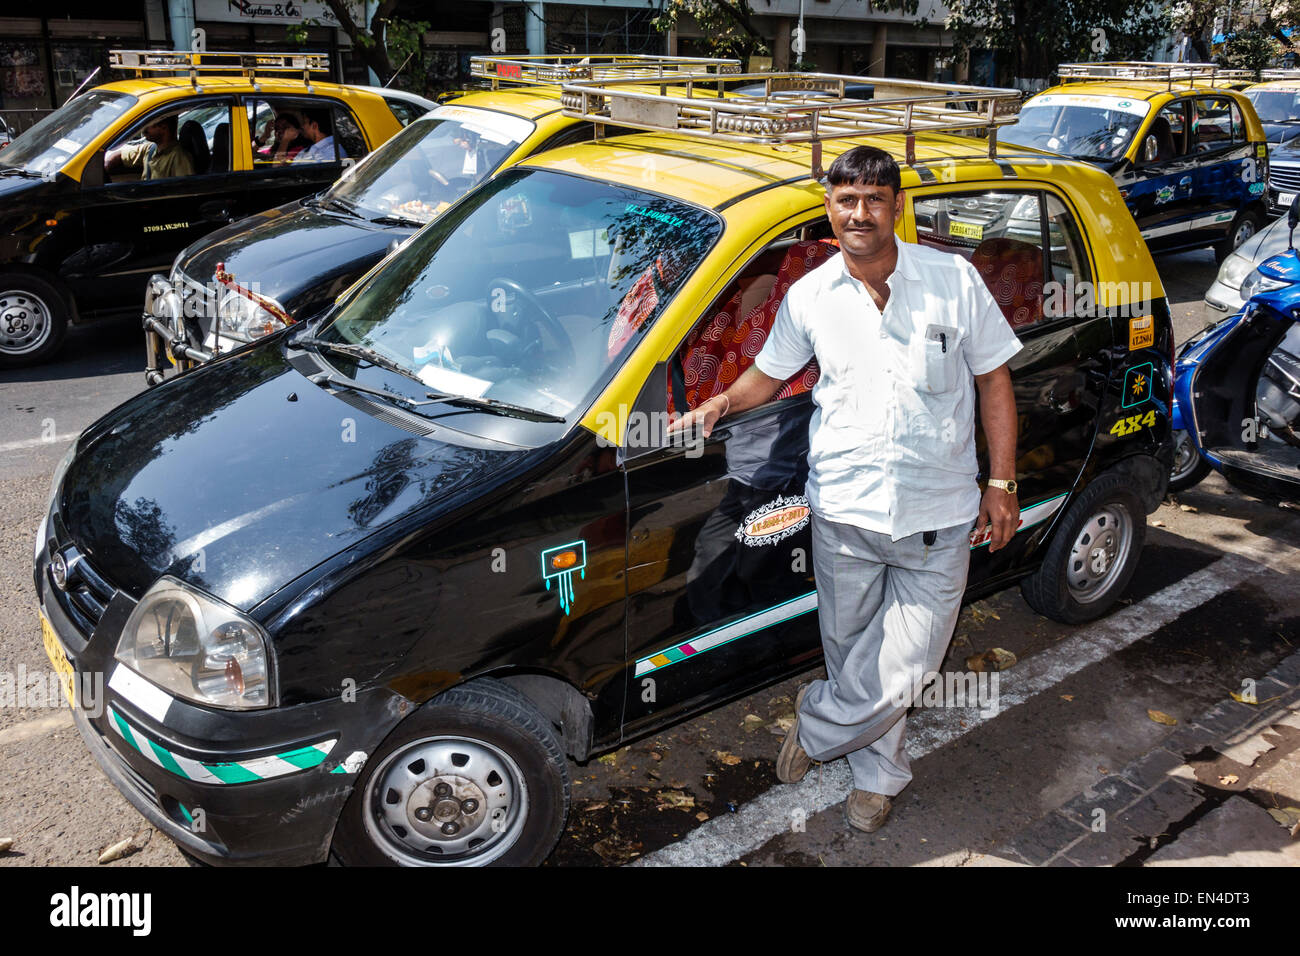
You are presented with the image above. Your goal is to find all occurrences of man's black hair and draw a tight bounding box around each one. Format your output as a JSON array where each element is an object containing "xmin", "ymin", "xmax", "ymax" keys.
[
  {"xmin": 825, "ymin": 145, "xmax": 901, "ymax": 194},
  {"xmin": 303, "ymin": 108, "xmax": 333, "ymax": 137}
]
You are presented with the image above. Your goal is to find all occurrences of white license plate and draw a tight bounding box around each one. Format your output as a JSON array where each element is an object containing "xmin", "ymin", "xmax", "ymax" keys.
[{"xmin": 1279, "ymin": 191, "xmax": 1296, "ymax": 206}]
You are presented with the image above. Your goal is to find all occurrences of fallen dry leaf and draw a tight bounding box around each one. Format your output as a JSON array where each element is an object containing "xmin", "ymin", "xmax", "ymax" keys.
[
  {"xmin": 597, "ymin": 753, "xmax": 618, "ymax": 766},
  {"xmin": 97, "ymin": 828, "xmax": 151, "ymax": 864},
  {"xmin": 1218, "ymin": 774, "xmax": 1239, "ymax": 786},
  {"xmin": 1060, "ymin": 694, "xmax": 1074, "ymax": 702},
  {"xmin": 1148, "ymin": 709, "xmax": 1178, "ymax": 726},
  {"xmin": 583, "ymin": 802, "xmax": 608, "ymax": 812},
  {"xmin": 656, "ymin": 790, "xmax": 695, "ymax": 810},
  {"xmin": 714, "ymin": 751, "xmax": 742, "ymax": 766},
  {"xmin": 1151, "ymin": 520, "xmax": 1166, "ymax": 528},
  {"xmin": 695, "ymin": 811, "xmax": 709, "ymax": 822},
  {"xmin": 592, "ymin": 834, "xmax": 643, "ymax": 864},
  {"xmin": 966, "ymin": 647, "xmax": 1017, "ymax": 672},
  {"xmin": 741, "ymin": 714, "xmax": 766, "ymax": 732},
  {"xmin": 1179, "ymin": 504, "xmax": 1198, "ymax": 513},
  {"xmin": 767, "ymin": 715, "xmax": 795, "ymax": 736}
]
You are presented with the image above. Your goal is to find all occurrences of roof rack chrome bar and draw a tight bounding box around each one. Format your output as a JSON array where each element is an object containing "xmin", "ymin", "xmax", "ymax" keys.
[
  {"xmin": 1259, "ymin": 68, "xmax": 1300, "ymax": 81},
  {"xmin": 1057, "ymin": 61, "xmax": 1253, "ymax": 91},
  {"xmin": 560, "ymin": 71, "xmax": 1021, "ymax": 179},
  {"xmin": 110, "ymin": 49, "xmax": 329, "ymax": 92},
  {"xmin": 469, "ymin": 54, "xmax": 741, "ymax": 90}
]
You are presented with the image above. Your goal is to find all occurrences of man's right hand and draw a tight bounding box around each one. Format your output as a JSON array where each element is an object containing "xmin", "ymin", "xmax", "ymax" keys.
[{"xmin": 666, "ymin": 396, "xmax": 725, "ymax": 440}]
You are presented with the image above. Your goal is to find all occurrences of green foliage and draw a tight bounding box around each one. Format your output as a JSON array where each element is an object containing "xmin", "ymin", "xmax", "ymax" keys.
[{"xmin": 1217, "ymin": 24, "xmax": 1282, "ymax": 77}]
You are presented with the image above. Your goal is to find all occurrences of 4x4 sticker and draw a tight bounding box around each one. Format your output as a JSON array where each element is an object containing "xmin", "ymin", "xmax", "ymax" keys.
[
  {"xmin": 1110, "ymin": 409, "xmax": 1158, "ymax": 437},
  {"xmin": 1123, "ymin": 361, "xmax": 1153, "ymax": 407},
  {"xmin": 542, "ymin": 540, "xmax": 587, "ymax": 615},
  {"xmin": 735, "ymin": 494, "xmax": 811, "ymax": 547}
]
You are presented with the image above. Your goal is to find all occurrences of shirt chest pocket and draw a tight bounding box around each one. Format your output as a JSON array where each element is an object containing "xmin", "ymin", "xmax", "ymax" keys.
[{"xmin": 910, "ymin": 323, "xmax": 962, "ymax": 394}]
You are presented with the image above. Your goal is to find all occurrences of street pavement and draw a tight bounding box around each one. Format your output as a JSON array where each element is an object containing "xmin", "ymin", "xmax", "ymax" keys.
[{"xmin": 1, "ymin": 247, "xmax": 1298, "ymax": 869}]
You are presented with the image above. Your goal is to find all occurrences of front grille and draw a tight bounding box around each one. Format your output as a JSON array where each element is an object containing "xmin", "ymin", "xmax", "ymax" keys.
[
  {"xmin": 1269, "ymin": 164, "xmax": 1300, "ymax": 192},
  {"xmin": 47, "ymin": 539, "xmax": 116, "ymax": 637}
]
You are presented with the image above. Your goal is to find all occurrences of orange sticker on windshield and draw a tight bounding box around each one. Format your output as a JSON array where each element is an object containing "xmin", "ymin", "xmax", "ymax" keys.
[{"xmin": 1129, "ymin": 315, "xmax": 1154, "ymax": 350}]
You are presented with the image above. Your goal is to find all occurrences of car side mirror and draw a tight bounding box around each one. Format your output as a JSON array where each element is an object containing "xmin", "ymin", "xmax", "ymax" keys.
[
  {"xmin": 1142, "ymin": 136, "xmax": 1158, "ymax": 163},
  {"xmin": 1289, "ymin": 193, "xmax": 1300, "ymax": 250}
]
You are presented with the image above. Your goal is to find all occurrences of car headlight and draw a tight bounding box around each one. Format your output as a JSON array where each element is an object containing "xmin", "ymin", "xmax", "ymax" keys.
[
  {"xmin": 1217, "ymin": 251, "xmax": 1256, "ymax": 293},
  {"xmin": 1240, "ymin": 268, "xmax": 1293, "ymax": 301},
  {"xmin": 116, "ymin": 577, "xmax": 273, "ymax": 710},
  {"xmin": 218, "ymin": 290, "xmax": 287, "ymax": 340}
]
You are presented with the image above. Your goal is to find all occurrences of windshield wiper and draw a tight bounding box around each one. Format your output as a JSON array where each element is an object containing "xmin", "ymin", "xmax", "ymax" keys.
[
  {"xmin": 307, "ymin": 195, "xmax": 362, "ymax": 218},
  {"xmin": 370, "ymin": 213, "xmax": 426, "ymax": 228},
  {"xmin": 0, "ymin": 165, "xmax": 42, "ymax": 178},
  {"xmin": 308, "ymin": 370, "xmax": 433, "ymax": 409},
  {"xmin": 423, "ymin": 392, "xmax": 566, "ymax": 423},
  {"xmin": 295, "ymin": 335, "xmax": 427, "ymax": 387}
]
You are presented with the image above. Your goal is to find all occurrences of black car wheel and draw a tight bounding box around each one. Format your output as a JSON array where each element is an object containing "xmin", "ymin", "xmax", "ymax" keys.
[
  {"xmin": 332, "ymin": 679, "xmax": 569, "ymax": 867},
  {"xmin": 1020, "ymin": 472, "xmax": 1146, "ymax": 624},
  {"xmin": 1214, "ymin": 208, "xmax": 1263, "ymax": 265},
  {"xmin": 0, "ymin": 272, "xmax": 69, "ymax": 366},
  {"xmin": 1168, "ymin": 428, "xmax": 1211, "ymax": 493}
]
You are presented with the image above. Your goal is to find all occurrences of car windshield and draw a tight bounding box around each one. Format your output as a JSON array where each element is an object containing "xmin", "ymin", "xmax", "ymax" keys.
[
  {"xmin": 326, "ymin": 104, "xmax": 535, "ymax": 224},
  {"xmin": 0, "ymin": 90, "xmax": 137, "ymax": 174},
  {"xmin": 1001, "ymin": 94, "xmax": 1151, "ymax": 160},
  {"xmin": 1247, "ymin": 89, "xmax": 1300, "ymax": 124},
  {"xmin": 316, "ymin": 168, "xmax": 722, "ymax": 421}
]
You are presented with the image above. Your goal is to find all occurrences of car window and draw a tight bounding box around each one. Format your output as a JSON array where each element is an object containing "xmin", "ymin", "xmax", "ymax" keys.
[
  {"xmin": 1144, "ymin": 100, "xmax": 1191, "ymax": 163},
  {"xmin": 0, "ymin": 89, "xmax": 136, "ymax": 175},
  {"xmin": 660, "ymin": 222, "xmax": 835, "ymax": 427},
  {"xmin": 1247, "ymin": 88, "xmax": 1300, "ymax": 124},
  {"xmin": 1195, "ymin": 97, "xmax": 1244, "ymax": 151},
  {"xmin": 1000, "ymin": 93, "xmax": 1150, "ymax": 161},
  {"xmin": 913, "ymin": 188, "xmax": 1091, "ymax": 332},
  {"xmin": 385, "ymin": 98, "xmax": 425, "ymax": 127},
  {"xmin": 333, "ymin": 105, "xmax": 366, "ymax": 160},
  {"xmin": 104, "ymin": 99, "xmax": 231, "ymax": 182},
  {"xmin": 247, "ymin": 98, "xmax": 361, "ymax": 166},
  {"xmin": 319, "ymin": 168, "xmax": 723, "ymax": 427}
]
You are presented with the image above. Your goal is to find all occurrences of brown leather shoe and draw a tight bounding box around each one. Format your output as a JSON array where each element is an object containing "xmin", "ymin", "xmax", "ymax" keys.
[
  {"xmin": 845, "ymin": 789, "xmax": 893, "ymax": 833},
  {"xmin": 776, "ymin": 684, "xmax": 812, "ymax": 784}
]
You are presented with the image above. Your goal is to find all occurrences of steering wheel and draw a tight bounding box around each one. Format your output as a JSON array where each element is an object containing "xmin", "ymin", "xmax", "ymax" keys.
[{"xmin": 485, "ymin": 276, "xmax": 576, "ymax": 369}]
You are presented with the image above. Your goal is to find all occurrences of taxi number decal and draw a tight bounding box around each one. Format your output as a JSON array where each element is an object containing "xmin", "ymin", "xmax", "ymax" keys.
[
  {"xmin": 1110, "ymin": 410, "xmax": 1157, "ymax": 437},
  {"xmin": 1129, "ymin": 315, "xmax": 1154, "ymax": 350},
  {"xmin": 949, "ymin": 220, "xmax": 983, "ymax": 240}
]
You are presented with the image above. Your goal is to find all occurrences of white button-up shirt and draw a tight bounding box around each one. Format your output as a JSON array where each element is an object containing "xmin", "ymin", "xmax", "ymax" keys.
[{"xmin": 754, "ymin": 238, "xmax": 1023, "ymax": 541}]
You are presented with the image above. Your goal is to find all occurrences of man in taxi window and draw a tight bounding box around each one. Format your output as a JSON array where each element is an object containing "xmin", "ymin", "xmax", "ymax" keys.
[
  {"xmin": 670, "ymin": 145, "xmax": 1021, "ymax": 835},
  {"xmin": 106, "ymin": 115, "xmax": 194, "ymax": 180},
  {"xmin": 293, "ymin": 108, "xmax": 336, "ymax": 163}
]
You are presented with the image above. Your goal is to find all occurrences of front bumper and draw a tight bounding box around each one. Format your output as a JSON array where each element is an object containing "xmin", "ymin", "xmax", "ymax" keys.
[{"xmin": 35, "ymin": 509, "xmax": 411, "ymax": 866}]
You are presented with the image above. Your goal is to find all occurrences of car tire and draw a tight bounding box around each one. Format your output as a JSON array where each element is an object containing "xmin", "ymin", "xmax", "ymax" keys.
[
  {"xmin": 1020, "ymin": 472, "xmax": 1147, "ymax": 624},
  {"xmin": 332, "ymin": 678, "xmax": 569, "ymax": 867},
  {"xmin": 1168, "ymin": 428, "xmax": 1211, "ymax": 493},
  {"xmin": 1214, "ymin": 208, "xmax": 1263, "ymax": 265},
  {"xmin": 0, "ymin": 272, "xmax": 69, "ymax": 367}
]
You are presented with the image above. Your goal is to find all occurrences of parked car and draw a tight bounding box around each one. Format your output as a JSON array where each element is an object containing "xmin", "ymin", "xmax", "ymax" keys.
[
  {"xmin": 1204, "ymin": 209, "xmax": 1290, "ymax": 316},
  {"xmin": 1171, "ymin": 196, "xmax": 1300, "ymax": 498},
  {"xmin": 0, "ymin": 49, "xmax": 409, "ymax": 366},
  {"xmin": 1242, "ymin": 76, "xmax": 1300, "ymax": 152},
  {"xmin": 143, "ymin": 55, "xmax": 739, "ymax": 383},
  {"xmin": 1000, "ymin": 61, "xmax": 1270, "ymax": 262},
  {"xmin": 37, "ymin": 74, "xmax": 1172, "ymax": 867}
]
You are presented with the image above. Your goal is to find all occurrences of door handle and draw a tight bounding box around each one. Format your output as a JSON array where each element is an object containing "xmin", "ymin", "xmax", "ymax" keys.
[{"xmin": 200, "ymin": 201, "xmax": 233, "ymax": 222}]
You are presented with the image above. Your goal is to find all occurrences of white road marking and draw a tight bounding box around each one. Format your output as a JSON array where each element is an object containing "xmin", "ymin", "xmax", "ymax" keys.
[
  {"xmin": 0, "ymin": 434, "xmax": 75, "ymax": 454},
  {"xmin": 632, "ymin": 552, "xmax": 1266, "ymax": 867},
  {"xmin": 0, "ymin": 709, "xmax": 72, "ymax": 746}
]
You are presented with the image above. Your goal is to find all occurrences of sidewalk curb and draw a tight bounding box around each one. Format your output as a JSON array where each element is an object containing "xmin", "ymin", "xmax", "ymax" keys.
[{"xmin": 988, "ymin": 647, "xmax": 1300, "ymax": 867}]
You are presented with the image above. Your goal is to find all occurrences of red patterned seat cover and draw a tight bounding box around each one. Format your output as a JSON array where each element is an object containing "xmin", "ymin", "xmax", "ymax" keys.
[
  {"xmin": 970, "ymin": 237, "xmax": 1044, "ymax": 330},
  {"xmin": 669, "ymin": 239, "xmax": 837, "ymax": 416}
]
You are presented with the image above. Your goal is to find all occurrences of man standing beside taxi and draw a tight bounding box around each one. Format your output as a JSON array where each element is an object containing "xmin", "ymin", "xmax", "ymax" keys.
[{"xmin": 670, "ymin": 145, "xmax": 1022, "ymax": 832}]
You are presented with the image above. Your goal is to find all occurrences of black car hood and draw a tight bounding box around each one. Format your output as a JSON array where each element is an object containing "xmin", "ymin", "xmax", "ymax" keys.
[
  {"xmin": 177, "ymin": 199, "xmax": 412, "ymax": 317},
  {"xmin": 59, "ymin": 339, "xmax": 526, "ymax": 611},
  {"xmin": 1263, "ymin": 122, "xmax": 1300, "ymax": 145}
]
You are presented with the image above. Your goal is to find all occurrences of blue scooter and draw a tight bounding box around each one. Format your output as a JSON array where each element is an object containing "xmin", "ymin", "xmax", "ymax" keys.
[{"xmin": 1170, "ymin": 196, "xmax": 1300, "ymax": 500}]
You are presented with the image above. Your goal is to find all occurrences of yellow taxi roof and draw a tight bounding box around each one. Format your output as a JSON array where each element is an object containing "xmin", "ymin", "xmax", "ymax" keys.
[
  {"xmin": 98, "ymin": 75, "xmax": 383, "ymax": 102},
  {"xmin": 1036, "ymin": 80, "xmax": 1241, "ymax": 102},
  {"xmin": 1245, "ymin": 79, "xmax": 1300, "ymax": 91},
  {"xmin": 435, "ymin": 86, "xmax": 570, "ymax": 120}
]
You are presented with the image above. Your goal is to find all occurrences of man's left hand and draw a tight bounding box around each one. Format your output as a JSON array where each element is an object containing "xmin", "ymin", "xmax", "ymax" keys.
[{"xmin": 977, "ymin": 487, "xmax": 1019, "ymax": 553}]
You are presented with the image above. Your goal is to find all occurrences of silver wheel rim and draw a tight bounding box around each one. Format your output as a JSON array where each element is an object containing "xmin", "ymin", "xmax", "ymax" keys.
[
  {"xmin": 1233, "ymin": 218, "xmax": 1256, "ymax": 249},
  {"xmin": 1170, "ymin": 429, "xmax": 1201, "ymax": 483},
  {"xmin": 0, "ymin": 288, "xmax": 53, "ymax": 355},
  {"xmin": 1066, "ymin": 503, "xmax": 1134, "ymax": 605},
  {"xmin": 363, "ymin": 735, "xmax": 529, "ymax": 866}
]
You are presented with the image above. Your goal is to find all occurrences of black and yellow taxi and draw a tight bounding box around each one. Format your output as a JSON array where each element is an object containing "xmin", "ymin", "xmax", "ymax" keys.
[
  {"xmin": 141, "ymin": 55, "xmax": 741, "ymax": 382},
  {"xmin": 1001, "ymin": 61, "xmax": 1269, "ymax": 262},
  {"xmin": 36, "ymin": 73, "xmax": 1173, "ymax": 866},
  {"xmin": 0, "ymin": 49, "xmax": 424, "ymax": 366}
]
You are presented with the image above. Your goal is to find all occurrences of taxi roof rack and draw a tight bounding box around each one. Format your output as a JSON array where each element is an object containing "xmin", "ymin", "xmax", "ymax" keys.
[
  {"xmin": 559, "ymin": 71, "xmax": 1022, "ymax": 179},
  {"xmin": 1057, "ymin": 61, "xmax": 1253, "ymax": 89},
  {"xmin": 109, "ymin": 49, "xmax": 330, "ymax": 92},
  {"xmin": 469, "ymin": 54, "xmax": 741, "ymax": 89},
  {"xmin": 1259, "ymin": 68, "xmax": 1300, "ymax": 81}
]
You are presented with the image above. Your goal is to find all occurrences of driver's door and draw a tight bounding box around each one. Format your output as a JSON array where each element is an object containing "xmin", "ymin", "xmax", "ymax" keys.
[{"xmin": 1122, "ymin": 98, "xmax": 1199, "ymax": 250}]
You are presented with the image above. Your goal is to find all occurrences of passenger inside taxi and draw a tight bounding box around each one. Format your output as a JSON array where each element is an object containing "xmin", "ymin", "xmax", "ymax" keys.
[{"xmin": 256, "ymin": 112, "xmax": 306, "ymax": 163}]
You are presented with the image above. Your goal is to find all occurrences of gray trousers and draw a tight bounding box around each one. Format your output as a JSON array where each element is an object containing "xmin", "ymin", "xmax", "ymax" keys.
[{"xmin": 798, "ymin": 512, "xmax": 971, "ymax": 795}]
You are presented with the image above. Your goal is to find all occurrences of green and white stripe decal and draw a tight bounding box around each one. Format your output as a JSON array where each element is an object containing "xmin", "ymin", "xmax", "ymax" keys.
[{"xmin": 106, "ymin": 705, "xmax": 336, "ymax": 785}]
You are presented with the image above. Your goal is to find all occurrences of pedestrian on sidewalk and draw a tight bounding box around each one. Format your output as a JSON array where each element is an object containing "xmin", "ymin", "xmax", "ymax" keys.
[{"xmin": 668, "ymin": 144, "xmax": 1022, "ymax": 832}]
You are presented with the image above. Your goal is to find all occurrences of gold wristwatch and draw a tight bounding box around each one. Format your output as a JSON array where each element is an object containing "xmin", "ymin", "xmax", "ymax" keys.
[{"xmin": 988, "ymin": 478, "xmax": 1018, "ymax": 494}]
